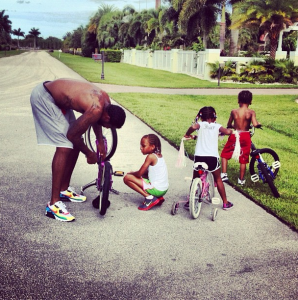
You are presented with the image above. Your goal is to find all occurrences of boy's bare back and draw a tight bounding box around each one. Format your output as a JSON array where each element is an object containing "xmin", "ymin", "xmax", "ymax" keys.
[{"xmin": 227, "ymin": 104, "xmax": 260, "ymax": 131}]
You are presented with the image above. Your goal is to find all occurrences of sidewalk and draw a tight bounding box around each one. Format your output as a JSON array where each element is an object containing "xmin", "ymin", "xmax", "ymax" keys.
[{"xmin": 0, "ymin": 51, "xmax": 297, "ymax": 299}]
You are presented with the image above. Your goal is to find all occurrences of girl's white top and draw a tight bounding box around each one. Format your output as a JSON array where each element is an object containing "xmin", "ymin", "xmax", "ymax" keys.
[
  {"xmin": 148, "ymin": 154, "xmax": 169, "ymax": 191},
  {"xmin": 195, "ymin": 121, "xmax": 222, "ymax": 158}
]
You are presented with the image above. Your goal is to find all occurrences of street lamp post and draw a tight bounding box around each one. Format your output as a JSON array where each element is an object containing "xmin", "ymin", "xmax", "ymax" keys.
[{"xmin": 101, "ymin": 50, "xmax": 105, "ymax": 80}]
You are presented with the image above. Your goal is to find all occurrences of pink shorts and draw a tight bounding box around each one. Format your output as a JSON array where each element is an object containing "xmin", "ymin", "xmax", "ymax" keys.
[{"xmin": 220, "ymin": 132, "xmax": 251, "ymax": 164}]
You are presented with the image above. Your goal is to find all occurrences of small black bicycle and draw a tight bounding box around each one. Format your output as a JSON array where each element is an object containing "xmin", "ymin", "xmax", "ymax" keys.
[
  {"xmin": 81, "ymin": 127, "xmax": 123, "ymax": 216},
  {"xmin": 249, "ymin": 126, "xmax": 281, "ymax": 198}
]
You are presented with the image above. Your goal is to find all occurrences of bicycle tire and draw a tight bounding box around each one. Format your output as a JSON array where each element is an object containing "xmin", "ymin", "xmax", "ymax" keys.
[
  {"xmin": 249, "ymin": 148, "xmax": 280, "ymax": 178},
  {"xmin": 258, "ymin": 161, "xmax": 280, "ymax": 198},
  {"xmin": 189, "ymin": 177, "xmax": 202, "ymax": 219},
  {"xmin": 85, "ymin": 126, "xmax": 118, "ymax": 161},
  {"xmin": 92, "ymin": 162, "xmax": 105, "ymax": 210},
  {"xmin": 205, "ymin": 172, "xmax": 215, "ymax": 202},
  {"xmin": 99, "ymin": 161, "xmax": 112, "ymax": 215}
]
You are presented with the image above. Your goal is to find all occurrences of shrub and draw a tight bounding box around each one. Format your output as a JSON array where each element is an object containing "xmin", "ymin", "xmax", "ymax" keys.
[{"xmin": 100, "ymin": 49, "xmax": 121, "ymax": 62}]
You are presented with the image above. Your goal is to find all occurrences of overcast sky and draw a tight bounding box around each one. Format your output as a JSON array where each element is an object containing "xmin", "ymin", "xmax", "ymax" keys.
[{"xmin": 1, "ymin": 0, "xmax": 156, "ymax": 39}]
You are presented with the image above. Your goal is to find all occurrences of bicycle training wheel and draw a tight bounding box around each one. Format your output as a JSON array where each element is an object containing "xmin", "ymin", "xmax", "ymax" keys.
[
  {"xmin": 258, "ymin": 161, "xmax": 280, "ymax": 198},
  {"xmin": 205, "ymin": 172, "xmax": 215, "ymax": 202},
  {"xmin": 99, "ymin": 161, "xmax": 113, "ymax": 216},
  {"xmin": 189, "ymin": 177, "xmax": 202, "ymax": 219},
  {"xmin": 85, "ymin": 126, "xmax": 118, "ymax": 161},
  {"xmin": 171, "ymin": 202, "xmax": 178, "ymax": 215},
  {"xmin": 249, "ymin": 148, "xmax": 280, "ymax": 178}
]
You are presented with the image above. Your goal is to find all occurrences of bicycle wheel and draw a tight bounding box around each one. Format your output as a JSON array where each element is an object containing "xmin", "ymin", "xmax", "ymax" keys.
[
  {"xmin": 85, "ymin": 126, "xmax": 118, "ymax": 161},
  {"xmin": 189, "ymin": 177, "xmax": 202, "ymax": 219},
  {"xmin": 249, "ymin": 148, "xmax": 280, "ymax": 178},
  {"xmin": 258, "ymin": 161, "xmax": 280, "ymax": 198},
  {"xmin": 100, "ymin": 161, "xmax": 112, "ymax": 215},
  {"xmin": 205, "ymin": 172, "xmax": 215, "ymax": 202}
]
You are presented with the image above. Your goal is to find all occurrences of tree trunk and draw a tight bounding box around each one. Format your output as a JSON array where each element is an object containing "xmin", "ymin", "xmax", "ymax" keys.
[
  {"xmin": 229, "ymin": 29, "xmax": 239, "ymax": 56},
  {"xmin": 270, "ymin": 38, "xmax": 278, "ymax": 59},
  {"xmin": 219, "ymin": 4, "xmax": 226, "ymax": 51},
  {"xmin": 228, "ymin": 5, "xmax": 239, "ymax": 56}
]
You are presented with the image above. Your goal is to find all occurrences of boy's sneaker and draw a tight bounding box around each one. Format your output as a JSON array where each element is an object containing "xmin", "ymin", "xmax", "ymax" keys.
[
  {"xmin": 45, "ymin": 201, "xmax": 75, "ymax": 222},
  {"xmin": 238, "ymin": 178, "xmax": 246, "ymax": 186},
  {"xmin": 138, "ymin": 196, "xmax": 162, "ymax": 211},
  {"xmin": 223, "ymin": 201, "xmax": 233, "ymax": 210},
  {"xmin": 60, "ymin": 187, "xmax": 86, "ymax": 202},
  {"xmin": 221, "ymin": 173, "xmax": 229, "ymax": 182}
]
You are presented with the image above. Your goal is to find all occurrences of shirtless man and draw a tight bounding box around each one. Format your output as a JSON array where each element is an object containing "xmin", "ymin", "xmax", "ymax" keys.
[
  {"xmin": 220, "ymin": 90, "xmax": 261, "ymax": 185},
  {"xmin": 30, "ymin": 78, "xmax": 126, "ymax": 221}
]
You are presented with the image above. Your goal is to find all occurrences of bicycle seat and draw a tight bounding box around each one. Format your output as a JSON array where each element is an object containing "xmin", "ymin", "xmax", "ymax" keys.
[{"xmin": 193, "ymin": 162, "xmax": 208, "ymax": 171}]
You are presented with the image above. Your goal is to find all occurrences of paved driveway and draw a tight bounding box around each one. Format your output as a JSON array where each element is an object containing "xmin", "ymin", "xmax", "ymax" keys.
[{"xmin": 0, "ymin": 51, "xmax": 297, "ymax": 299}]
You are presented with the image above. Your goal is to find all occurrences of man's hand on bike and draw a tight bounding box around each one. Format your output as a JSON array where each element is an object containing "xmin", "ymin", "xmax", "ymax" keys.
[{"xmin": 86, "ymin": 151, "xmax": 97, "ymax": 164}]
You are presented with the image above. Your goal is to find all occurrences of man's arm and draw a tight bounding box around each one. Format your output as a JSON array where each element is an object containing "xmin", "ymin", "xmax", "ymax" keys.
[
  {"xmin": 92, "ymin": 122, "xmax": 107, "ymax": 160},
  {"xmin": 67, "ymin": 107, "xmax": 102, "ymax": 163}
]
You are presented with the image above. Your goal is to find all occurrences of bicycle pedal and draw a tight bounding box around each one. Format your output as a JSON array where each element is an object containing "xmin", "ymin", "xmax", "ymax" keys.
[
  {"xmin": 251, "ymin": 174, "xmax": 259, "ymax": 182},
  {"xmin": 114, "ymin": 171, "xmax": 124, "ymax": 177},
  {"xmin": 272, "ymin": 161, "xmax": 281, "ymax": 169},
  {"xmin": 211, "ymin": 197, "xmax": 220, "ymax": 205}
]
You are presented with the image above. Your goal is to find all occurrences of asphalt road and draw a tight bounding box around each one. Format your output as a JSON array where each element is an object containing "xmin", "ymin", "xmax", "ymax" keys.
[{"xmin": 0, "ymin": 51, "xmax": 297, "ymax": 300}]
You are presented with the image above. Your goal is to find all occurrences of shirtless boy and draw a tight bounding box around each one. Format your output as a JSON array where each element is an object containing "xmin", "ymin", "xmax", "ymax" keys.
[
  {"xmin": 30, "ymin": 78, "xmax": 126, "ymax": 221},
  {"xmin": 220, "ymin": 90, "xmax": 261, "ymax": 185}
]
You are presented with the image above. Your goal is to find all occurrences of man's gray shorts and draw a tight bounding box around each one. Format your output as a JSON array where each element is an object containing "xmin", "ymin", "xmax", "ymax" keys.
[{"xmin": 30, "ymin": 82, "xmax": 76, "ymax": 148}]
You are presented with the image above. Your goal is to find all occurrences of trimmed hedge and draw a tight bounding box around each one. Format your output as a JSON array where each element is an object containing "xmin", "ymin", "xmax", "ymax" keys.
[{"xmin": 100, "ymin": 49, "xmax": 121, "ymax": 62}]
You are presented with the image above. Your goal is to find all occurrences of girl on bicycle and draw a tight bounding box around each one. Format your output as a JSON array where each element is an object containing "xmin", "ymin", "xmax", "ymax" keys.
[
  {"xmin": 184, "ymin": 106, "xmax": 233, "ymax": 210},
  {"xmin": 123, "ymin": 134, "xmax": 169, "ymax": 211}
]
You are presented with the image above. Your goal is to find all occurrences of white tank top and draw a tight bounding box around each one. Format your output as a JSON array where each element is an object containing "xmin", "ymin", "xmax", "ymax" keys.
[
  {"xmin": 195, "ymin": 121, "xmax": 222, "ymax": 157},
  {"xmin": 148, "ymin": 154, "xmax": 169, "ymax": 191}
]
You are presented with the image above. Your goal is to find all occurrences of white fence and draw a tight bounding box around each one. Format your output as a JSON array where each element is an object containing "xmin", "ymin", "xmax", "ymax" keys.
[{"xmin": 122, "ymin": 49, "xmax": 270, "ymax": 79}]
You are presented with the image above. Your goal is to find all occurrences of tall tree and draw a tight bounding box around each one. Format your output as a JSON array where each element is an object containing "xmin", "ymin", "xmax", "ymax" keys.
[
  {"xmin": 11, "ymin": 28, "xmax": 25, "ymax": 48},
  {"xmin": 29, "ymin": 27, "xmax": 41, "ymax": 49},
  {"xmin": 232, "ymin": 0, "xmax": 298, "ymax": 58},
  {"xmin": 0, "ymin": 10, "xmax": 12, "ymax": 45},
  {"xmin": 172, "ymin": 0, "xmax": 220, "ymax": 47}
]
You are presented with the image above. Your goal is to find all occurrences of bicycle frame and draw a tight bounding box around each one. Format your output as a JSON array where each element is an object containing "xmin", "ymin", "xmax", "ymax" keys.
[{"xmin": 193, "ymin": 163, "xmax": 211, "ymax": 202}]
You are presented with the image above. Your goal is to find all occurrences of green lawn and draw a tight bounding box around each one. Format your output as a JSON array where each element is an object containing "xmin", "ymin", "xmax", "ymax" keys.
[
  {"xmin": 0, "ymin": 50, "xmax": 27, "ymax": 58},
  {"xmin": 51, "ymin": 51, "xmax": 298, "ymax": 231},
  {"xmin": 50, "ymin": 51, "xmax": 298, "ymax": 89}
]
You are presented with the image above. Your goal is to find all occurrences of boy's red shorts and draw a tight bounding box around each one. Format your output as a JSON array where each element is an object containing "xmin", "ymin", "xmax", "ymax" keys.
[{"xmin": 220, "ymin": 132, "xmax": 251, "ymax": 164}]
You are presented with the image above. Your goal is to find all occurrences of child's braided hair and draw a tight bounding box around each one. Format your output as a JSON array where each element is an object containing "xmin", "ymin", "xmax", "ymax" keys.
[
  {"xmin": 143, "ymin": 133, "xmax": 162, "ymax": 154},
  {"xmin": 196, "ymin": 106, "xmax": 217, "ymax": 122}
]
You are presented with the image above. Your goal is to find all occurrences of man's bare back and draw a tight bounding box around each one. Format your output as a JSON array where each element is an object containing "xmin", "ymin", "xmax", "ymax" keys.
[{"xmin": 45, "ymin": 78, "xmax": 110, "ymax": 114}]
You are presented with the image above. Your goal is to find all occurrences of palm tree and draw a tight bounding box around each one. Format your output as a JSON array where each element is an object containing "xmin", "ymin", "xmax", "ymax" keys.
[
  {"xmin": 11, "ymin": 28, "xmax": 25, "ymax": 48},
  {"xmin": 172, "ymin": 0, "xmax": 220, "ymax": 47},
  {"xmin": 232, "ymin": 0, "xmax": 298, "ymax": 59},
  {"xmin": 29, "ymin": 27, "xmax": 41, "ymax": 49},
  {"xmin": 0, "ymin": 10, "xmax": 12, "ymax": 45}
]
